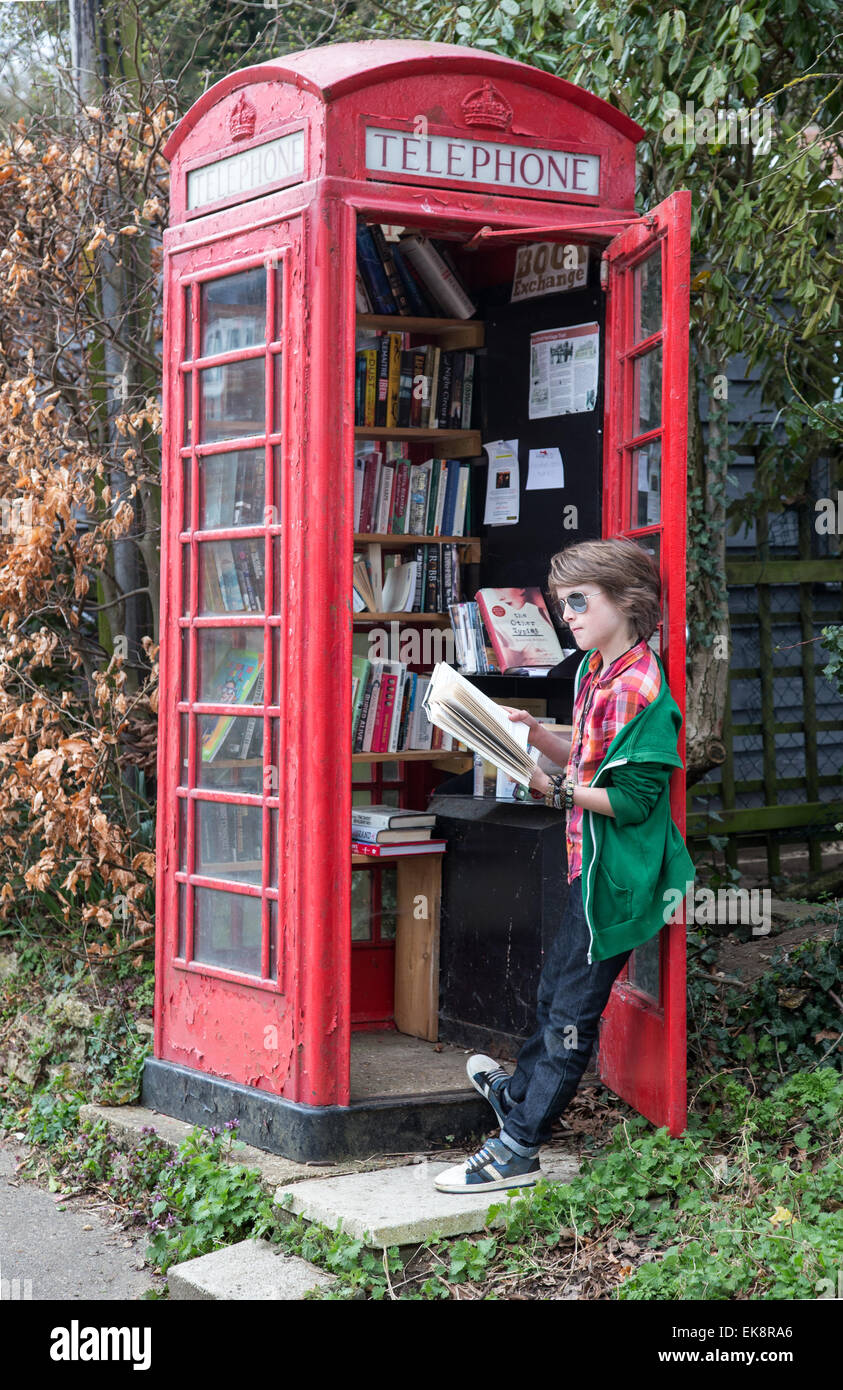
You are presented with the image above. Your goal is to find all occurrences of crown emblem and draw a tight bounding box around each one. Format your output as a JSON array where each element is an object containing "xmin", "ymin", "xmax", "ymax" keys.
[
  {"xmin": 461, "ymin": 81, "xmax": 513, "ymax": 131},
  {"xmin": 229, "ymin": 92, "xmax": 256, "ymax": 142}
]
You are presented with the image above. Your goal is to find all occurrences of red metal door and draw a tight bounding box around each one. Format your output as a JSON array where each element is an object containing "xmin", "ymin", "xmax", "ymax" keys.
[
  {"xmin": 154, "ymin": 215, "xmax": 305, "ymax": 1093},
  {"xmin": 597, "ymin": 191, "xmax": 692, "ymax": 1136}
]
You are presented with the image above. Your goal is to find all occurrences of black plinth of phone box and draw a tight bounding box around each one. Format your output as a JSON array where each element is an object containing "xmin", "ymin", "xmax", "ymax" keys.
[{"xmin": 427, "ymin": 794, "xmax": 570, "ymax": 1062}]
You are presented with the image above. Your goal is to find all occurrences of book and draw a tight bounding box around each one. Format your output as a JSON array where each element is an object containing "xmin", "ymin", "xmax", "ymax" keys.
[
  {"xmin": 200, "ymin": 648, "xmax": 264, "ymax": 762},
  {"xmin": 475, "ymin": 588, "xmax": 569, "ymax": 673},
  {"xmin": 369, "ymin": 224, "xmax": 411, "ymax": 315},
  {"xmin": 350, "ymin": 825, "xmax": 433, "ymax": 844},
  {"xmin": 351, "ymin": 805, "xmax": 437, "ymax": 830},
  {"xmin": 352, "ymin": 839, "xmax": 447, "ymax": 858},
  {"xmin": 422, "ymin": 663, "xmax": 538, "ymax": 787},
  {"xmin": 398, "ymin": 234, "xmax": 477, "ymax": 319},
  {"xmin": 356, "ymin": 223, "xmax": 396, "ymax": 314}
]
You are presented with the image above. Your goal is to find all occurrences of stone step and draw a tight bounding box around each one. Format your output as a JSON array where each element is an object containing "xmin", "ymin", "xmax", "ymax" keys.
[
  {"xmin": 275, "ymin": 1151, "xmax": 580, "ymax": 1249},
  {"xmin": 167, "ymin": 1238, "xmax": 336, "ymax": 1300}
]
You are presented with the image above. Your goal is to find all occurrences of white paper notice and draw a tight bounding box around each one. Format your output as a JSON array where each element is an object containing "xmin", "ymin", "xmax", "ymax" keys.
[
  {"xmin": 526, "ymin": 446, "xmax": 565, "ymax": 491},
  {"xmin": 529, "ymin": 321, "xmax": 599, "ymax": 419},
  {"xmin": 483, "ymin": 440, "xmax": 520, "ymax": 525}
]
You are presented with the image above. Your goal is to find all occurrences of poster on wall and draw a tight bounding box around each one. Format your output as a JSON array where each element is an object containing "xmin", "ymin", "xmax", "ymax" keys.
[{"xmin": 528, "ymin": 321, "xmax": 599, "ymax": 419}]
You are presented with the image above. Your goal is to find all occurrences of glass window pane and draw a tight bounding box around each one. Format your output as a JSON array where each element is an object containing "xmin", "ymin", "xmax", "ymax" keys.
[
  {"xmin": 196, "ymin": 802, "xmax": 262, "ymax": 884},
  {"xmin": 182, "ymin": 544, "xmax": 191, "ymax": 617},
  {"xmin": 197, "ymin": 715, "xmax": 263, "ymax": 792},
  {"xmin": 199, "ymin": 449, "xmax": 265, "ymax": 529},
  {"xmin": 629, "ymin": 933, "xmax": 660, "ymax": 1000},
  {"xmin": 197, "ymin": 630, "xmax": 264, "ymax": 705},
  {"xmin": 201, "ymin": 268, "xmax": 266, "ymax": 356},
  {"xmin": 632, "ymin": 440, "xmax": 662, "ymax": 527},
  {"xmin": 178, "ymin": 796, "xmax": 188, "ymax": 872},
  {"xmin": 634, "ymin": 251, "xmax": 661, "ymax": 342},
  {"xmin": 181, "ymin": 628, "xmax": 190, "ymax": 700},
  {"xmin": 269, "ymin": 899, "xmax": 278, "ymax": 980},
  {"xmin": 183, "ymin": 457, "xmax": 192, "ymax": 531},
  {"xmin": 178, "ymin": 883, "xmax": 187, "ymax": 958},
  {"xmin": 351, "ymin": 870, "xmax": 372, "ymax": 941},
  {"xmin": 273, "ymin": 353, "xmax": 283, "ymax": 434},
  {"xmin": 193, "ymin": 886, "xmax": 262, "ymax": 974},
  {"xmin": 200, "ymin": 358, "xmax": 265, "ymax": 443},
  {"xmin": 270, "ymin": 807, "xmax": 278, "ymax": 888},
  {"xmin": 199, "ymin": 538, "xmax": 265, "ymax": 614},
  {"xmin": 183, "ymin": 374, "xmax": 192, "ymax": 445},
  {"xmin": 179, "ymin": 714, "xmax": 189, "ymax": 783},
  {"xmin": 183, "ymin": 285, "xmax": 193, "ymax": 361},
  {"xmin": 380, "ymin": 865, "xmax": 397, "ymax": 941},
  {"xmin": 352, "ymin": 763, "xmax": 372, "ymax": 782},
  {"xmin": 634, "ymin": 345, "xmax": 662, "ymax": 436}
]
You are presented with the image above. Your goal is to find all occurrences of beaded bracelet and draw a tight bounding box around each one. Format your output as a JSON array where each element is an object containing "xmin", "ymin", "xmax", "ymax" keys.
[{"xmin": 544, "ymin": 773, "xmax": 565, "ymax": 810}]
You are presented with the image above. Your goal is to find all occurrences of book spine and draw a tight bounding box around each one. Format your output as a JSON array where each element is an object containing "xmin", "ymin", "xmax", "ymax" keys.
[
  {"xmin": 397, "ymin": 350, "xmax": 414, "ymax": 430},
  {"xmin": 442, "ymin": 542, "xmax": 453, "ymax": 610},
  {"xmin": 397, "ymin": 671, "xmax": 416, "ymax": 750},
  {"xmin": 391, "ymin": 460, "xmax": 410, "ymax": 534},
  {"xmin": 363, "ymin": 350, "xmax": 378, "ymax": 427},
  {"xmin": 351, "ymin": 658, "xmax": 371, "ymax": 745},
  {"xmin": 375, "ymin": 333, "xmax": 391, "ymax": 428},
  {"xmin": 360, "ymin": 662, "xmax": 383, "ymax": 752},
  {"xmin": 387, "ymin": 665, "xmax": 406, "ymax": 752},
  {"xmin": 437, "ymin": 352, "xmax": 453, "ymax": 430},
  {"xmin": 433, "ymin": 461, "xmax": 449, "ymax": 537},
  {"xmin": 461, "ymin": 351, "xmax": 475, "ymax": 429},
  {"xmin": 355, "ymin": 267, "xmax": 373, "ymax": 313},
  {"xmin": 412, "ymin": 544, "xmax": 425, "ymax": 612},
  {"xmin": 398, "ymin": 235, "xmax": 477, "ymax": 319},
  {"xmin": 359, "ymin": 455, "xmax": 377, "ymax": 533},
  {"xmin": 448, "ymin": 351, "xmax": 464, "ymax": 431},
  {"xmin": 374, "ymin": 671, "xmax": 397, "ymax": 752},
  {"xmin": 391, "ymin": 243, "xmax": 436, "ymax": 316},
  {"xmin": 425, "ymin": 459, "xmax": 441, "ymax": 536},
  {"xmin": 441, "ymin": 459, "xmax": 460, "ymax": 536},
  {"xmin": 453, "ymin": 463, "xmax": 470, "ymax": 536},
  {"xmin": 386, "ymin": 332, "xmax": 402, "ymax": 428},
  {"xmin": 376, "ymin": 462, "xmax": 395, "ymax": 536},
  {"xmin": 356, "ymin": 225, "xmax": 396, "ymax": 315},
  {"xmin": 369, "ymin": 224, "xmax": 410, "ymax": 314},
  {"xmin": 410, "ymin": 350, "xmax": 426, "ymax": 429},
  {"xmin": 475, "ymin": 591, "xmax": 507, "ymax": 671},
  {"xmin": 427, "ymin": 345, "xmax": 441, "ymax": 427},
  {"xmin": 425, "ymin": 544, "xmax": 440, "ymax": 613}
]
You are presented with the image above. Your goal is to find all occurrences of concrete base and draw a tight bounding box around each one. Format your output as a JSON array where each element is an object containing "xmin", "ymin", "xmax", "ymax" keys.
[
  {"xmin": 168, "ymin": 1239, "xmax": 336, "ymax": 1300},
  {"xmin": 276, "ymin": 1152, "xmax": 581, "ymax": 1248},
  {"xmin": 142, "ymin": 1033, "xmax": 492, "ymax": 1162}
]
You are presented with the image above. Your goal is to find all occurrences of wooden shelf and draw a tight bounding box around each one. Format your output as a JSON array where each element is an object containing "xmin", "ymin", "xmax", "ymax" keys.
[
  {"xmin": 357, "ymin": 313, "xmax": 484, "ymax": 350},
  {"xmin": 355, "ymin": 533, "xmax": 480, "ymax": 546},
  {"xmin": 353, "ymin": 426, "xmax": 481, "ymax": 458},
  {"xmin": 352, "ymin": 611, "xmax": 452, "ymax": 625},
  {"xmin": 352, "ymin": 750, "xmax": 471, "ymax": 764}
]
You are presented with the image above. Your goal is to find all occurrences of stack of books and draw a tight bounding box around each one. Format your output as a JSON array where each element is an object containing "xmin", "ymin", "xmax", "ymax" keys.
[
  {"xmin": 354, "ymin": 447, "xmax": 472, "ymax": 538},
  {"xmin": 353, "ymin": 541, "xmax": 461, "ymax": 615},
  {"xmin": 355, "ymin": 329, "xmax": 475, "ymax": 431},
  {"xmin": 351, "ymin": 804, "xmax": 447, "ymax": 858},
  {"xmin": 352, "ymin": 656, "xmax": 468, "ymax": 756},
  {"xmin": 356, "ymin": 223, "xmax": 476, "ymax": 320}
]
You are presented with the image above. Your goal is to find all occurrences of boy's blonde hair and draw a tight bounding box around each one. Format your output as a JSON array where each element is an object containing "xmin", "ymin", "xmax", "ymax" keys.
[{"xmin": 547, "ymin": 537, "xmax": 661, "ymax": 643}]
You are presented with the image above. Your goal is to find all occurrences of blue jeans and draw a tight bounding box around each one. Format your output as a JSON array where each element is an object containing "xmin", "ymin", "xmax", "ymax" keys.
[{"xmin": 500, "ymin": 874, "xmax": 632, "ymax": 1158}]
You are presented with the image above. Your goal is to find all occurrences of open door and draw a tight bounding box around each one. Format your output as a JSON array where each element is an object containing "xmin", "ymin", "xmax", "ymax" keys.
[{"xmin": 597, "ymin": 191, "xmax": 692, "ymax": 1137}]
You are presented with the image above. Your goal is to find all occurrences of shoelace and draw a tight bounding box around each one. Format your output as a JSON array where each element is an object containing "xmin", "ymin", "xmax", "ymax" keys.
[{"xmin": 466, "ymin": 1144, "xmax": 499, "ymax": 1174}]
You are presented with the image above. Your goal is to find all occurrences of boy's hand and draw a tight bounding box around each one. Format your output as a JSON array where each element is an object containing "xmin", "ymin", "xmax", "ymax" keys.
[{"xmin": 502, "ymin": 706, "xmax": 541, "ymax": 738}]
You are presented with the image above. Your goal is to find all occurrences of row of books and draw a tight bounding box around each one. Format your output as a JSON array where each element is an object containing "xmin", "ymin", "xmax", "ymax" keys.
[
  {"xmin": 356, "ymin": 223, "xmax": 477, "ymax": 320},
  {"xmin": 352, "ymin": 656, "xmax": 467, "ymax": 755},
  {"xmin": 355, "ymin": 330, "xmax": 475, "ymax": 432},
  {"xmin": 201, "ymin": 452, "xmax": 263, "ymax": 530},
  {"xmin": 198, "ymin": 801, "xmax": 260, "ymax": 873},
  {"xmin": 202, "ymin": 539, "xmax": 265, "ymax": 614},
  {"xmin": 354, "ymin": 450, "xmax": 473, "ymax": 537},
  {"xmin": 354, "ymin": 542, "xmax": 461, "ymax": 615}
]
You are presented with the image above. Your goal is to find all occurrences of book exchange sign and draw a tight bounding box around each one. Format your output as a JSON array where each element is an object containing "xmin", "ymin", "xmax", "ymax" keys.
[{"xmin": 364, "ymin": 127, "xmax": 600, "ymax": 198}]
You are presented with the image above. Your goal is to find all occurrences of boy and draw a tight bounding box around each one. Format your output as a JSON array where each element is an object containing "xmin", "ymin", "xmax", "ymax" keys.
[{"xmin": 434, "ymin": 537, "xmax": 695, "ymax": 1193}]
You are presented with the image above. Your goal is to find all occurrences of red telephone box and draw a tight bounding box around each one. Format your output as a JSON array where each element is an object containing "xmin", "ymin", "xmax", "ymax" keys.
[{"xmin": 144, "ymin": 39, "xmax": 691, "ymax": 1158}]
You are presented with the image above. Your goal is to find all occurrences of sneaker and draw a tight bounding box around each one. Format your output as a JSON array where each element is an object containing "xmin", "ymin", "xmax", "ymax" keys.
[
  {"xmin": 434, "ymin": 1137, "xmax": 542, "ymax": 1193},
  {"xmin": 467, "ymin": 1054, "xmax": 512, "ymax": 1128}
]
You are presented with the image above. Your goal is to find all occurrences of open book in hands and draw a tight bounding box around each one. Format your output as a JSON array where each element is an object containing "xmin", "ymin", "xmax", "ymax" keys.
[{"xmin": 422, "ymin": 662, "xmax": 539, "ymax": 789}]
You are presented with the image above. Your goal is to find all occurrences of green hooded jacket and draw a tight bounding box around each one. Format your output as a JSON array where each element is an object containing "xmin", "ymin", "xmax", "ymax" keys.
[{"xmin": 574, "ymin": 646, "xmax": 696, "ymax": 964}]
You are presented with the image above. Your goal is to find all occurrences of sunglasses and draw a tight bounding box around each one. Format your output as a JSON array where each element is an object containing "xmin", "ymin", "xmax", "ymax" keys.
[{"xmin": 557, "ymin": 590, "xmax": 596, "ymax": 616}]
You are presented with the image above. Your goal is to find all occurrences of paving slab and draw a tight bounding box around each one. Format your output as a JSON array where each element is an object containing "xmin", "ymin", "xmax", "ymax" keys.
[
  {"xmin": 167, "ymin": 1238, "xmax": 336, "ymax": 1300},
  {"xmin": 275, "ymin": 1151, "xmax": 581, "ymax": 1248}
]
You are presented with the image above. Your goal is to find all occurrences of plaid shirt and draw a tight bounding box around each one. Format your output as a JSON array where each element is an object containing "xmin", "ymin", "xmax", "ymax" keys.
[{"xmin": 565, "ymin": 639, "xmax": 661, "ymax": 884}]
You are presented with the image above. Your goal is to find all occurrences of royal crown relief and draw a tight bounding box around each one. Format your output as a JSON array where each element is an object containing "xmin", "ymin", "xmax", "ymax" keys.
[{"xmin": 364, "ymin": 80, "xmax": 600, "ymax": 197}]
